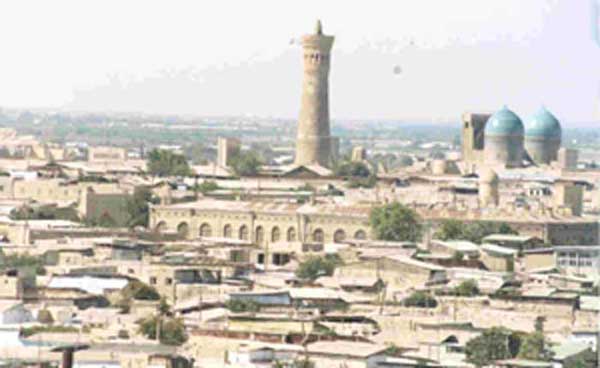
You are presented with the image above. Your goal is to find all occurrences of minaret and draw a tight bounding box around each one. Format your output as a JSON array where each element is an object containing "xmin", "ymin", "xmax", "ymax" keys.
[{"xmin": 295, "ymin": 20, "xmax": 335, "ymax": 168}]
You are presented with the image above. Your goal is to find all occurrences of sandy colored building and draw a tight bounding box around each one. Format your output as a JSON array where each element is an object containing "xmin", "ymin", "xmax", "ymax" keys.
[
  {"xmin": 150, "ymin": 198, "xmax": 371, "ymax": 245},
  {"xmin": 88, "ymin": 146, "xmax": 128, "ymax": 162}
]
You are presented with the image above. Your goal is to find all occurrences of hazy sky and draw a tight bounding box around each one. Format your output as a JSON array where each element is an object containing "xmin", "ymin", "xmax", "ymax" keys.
[{"xmin": 0, "ymin": 0, "xmax": 599, "ymax": 122}]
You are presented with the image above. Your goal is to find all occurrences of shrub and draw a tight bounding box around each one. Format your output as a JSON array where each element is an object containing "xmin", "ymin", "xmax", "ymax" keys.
[
  {"xmin": 403, "ymin": 291, "xmax": 438, "ymax": 308},
  {"xmin": 122, "ymin": 280, "xmax": 161, "ymax": 301},
  {"xmin": 138, "ymin": 316, "xmax": 188, "ymax": 346},
  {"xmin": 453, "ymin": 280, "xmax": 480, "ymax": 297},
  {"xmin": 225, "ymin": 299, "xmax": 260, "ymax": 313}
]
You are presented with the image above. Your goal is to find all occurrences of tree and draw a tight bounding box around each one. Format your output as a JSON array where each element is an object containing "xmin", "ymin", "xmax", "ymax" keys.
[
  {"xmin": 295, "ymin": 255, "xmax": 339, "ymax": 280},
  {"xmin": 453, "ymin": 280, "xmax": 480, "ymax": 297},
  {"xmin": 334, "ymin": 161, "xmax": 371, "ymax": 178},
  {"xmin": 370, "ymin": 203, "xmax": 422, "ymax": 242},
  {"xmin": 435, "ymin": 220, "xmax": 466, "ymax": 241},
  {"xmin": 138, "ymin": 316, "xmax": 188, "ymax": 346},
  {"xmin": 1, "ymin": 253, "xmax": 46, "ymax": 275},
  {"xmin": 348, "ymin": 175, "xmax": 377, "ymax": 189},
  {"xmin": 196, "ymin": 180, "xmax": 219, "ymax": 194},
  {"xmin": 126, "ymin": 187, "xmax": 158, "ymax": 228},
  {"xmin": 158, "ymin": 298, "xmax": 171, "ymax": 315},
  {"xmin": 147, "ymin": 149, "xmax": 192, "ymax": 177},
  {"xmin": 434, "ymin": 220, "xmax": 517, "ymax": 244},
  {"xmin": 121, "ymin": 280, "xmax": 161, "ymax": 301},
  {"xmin": 225, "ymin": 299, "xmax": 260, "ymax": 313},
  {"xmin": 518, "ymin": 333, "xmax": 551, "ymax": 361},
  {"xmin": 230, "ymin": 150, "xmax": 262, "ymax": 177},
  {"xmin": 498, "ymin": 223, "xmax": 518, "ymax": 235},
  {"xmin": 403, "ymin": 291, "xmax": 438, "ymax": 308},
  {"xmin": 465, "ymin": 327, "xmax": 515, "ymax": 367},
  {"xmin": 397, "ymin": 155, "xmax": 414, "ymax": 167},
  {"xmin": 518, "ymin": 316, "xmax": 552, "ymax": 361}
]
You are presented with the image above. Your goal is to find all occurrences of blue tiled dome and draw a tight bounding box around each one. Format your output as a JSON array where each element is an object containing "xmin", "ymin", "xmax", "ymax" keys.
[
  {"xmin": 525, "ymin": 106, "xmax": 561, "ymax": 139},
  {"xmin": 485, "ymin": 106, "xmax": 524, "ymax": 136}
]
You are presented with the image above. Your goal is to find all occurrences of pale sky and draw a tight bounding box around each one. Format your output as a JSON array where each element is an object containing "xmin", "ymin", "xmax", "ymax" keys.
[{"xmin": 0, "ymin": 0, "xmax": 599, "ymax": 122}]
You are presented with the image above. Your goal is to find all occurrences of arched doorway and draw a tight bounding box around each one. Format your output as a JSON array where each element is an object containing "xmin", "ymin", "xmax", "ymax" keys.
[
  {"xmin": 287, "ymin": 227, "xmax": 296, "ymax": 242},
  {"xmin": 333, "ymin": 229, "xmax": 346, "ymax": 243},
  {"xmin": 177, "ymin": 222, "xmax": 189, "ymax": 238},
  {"xmin": 271, "ymin": 227, "xmax": 281, "ymax": 243},
  {"xmin": 239, "ymin": 225, "xmax": 249, "ymax": 240},
  {"xmin": 199, "ymin": 223, "xmax": 212, "ymax": 237},
  {"xmin": 312, "ymin": 228, "xmax": 324, "ymax": 243},
  {"xmin": 223, "ymin": 224, "xmax": 232, "ymax": 238},
  {"xmin": 255, "ymin": 226, "xmax": 264, "ymax": 244},
  {"xmin": 155, "ymin": 221, "xmax": 167, "ymax": 233},
  {"xmin": 354, "ymin": 229, "xmax": 367, "ymax": 240}
]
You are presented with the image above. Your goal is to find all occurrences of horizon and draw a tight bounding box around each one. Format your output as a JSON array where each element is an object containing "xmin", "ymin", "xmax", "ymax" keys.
[{"xmin": 0, "ymin": 0, "xmax": 599, "ymax": 122}]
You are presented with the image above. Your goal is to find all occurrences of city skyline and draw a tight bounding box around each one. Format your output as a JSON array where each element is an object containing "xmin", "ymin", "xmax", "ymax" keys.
[{"xmin": 0, "ymin": 0, "xmax": 599, "ymax": 123}]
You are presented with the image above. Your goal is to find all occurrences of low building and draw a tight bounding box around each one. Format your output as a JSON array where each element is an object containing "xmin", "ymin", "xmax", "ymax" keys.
[
  {"xmin": 479, "ymin": 243, "xmax": 516, "ymax": 272},
  {"xmin": 554, "ymin": 246, "xmax": 600, "ymax": 279},
  {"xmin": 482, "ymin": 234, "xmax": 545, "ymax": 251},
  {"xmin": 334, "ymin": 255, "xmax": 447, "ymax": 297},
  {"xmin": 306, "ymin": 341, "xmax": 389, "ymax": 368}
]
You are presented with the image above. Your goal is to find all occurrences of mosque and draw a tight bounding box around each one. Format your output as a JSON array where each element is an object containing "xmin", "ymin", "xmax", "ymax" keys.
[{"xmin": 461, "ymin": 105, "xmax": 564, "ymax": 173}]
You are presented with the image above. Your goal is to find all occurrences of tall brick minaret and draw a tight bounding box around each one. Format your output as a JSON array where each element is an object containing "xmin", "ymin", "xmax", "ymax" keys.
[{"xmin": 294, "ymin": 20, "xmax": 334, "ymax": 168}]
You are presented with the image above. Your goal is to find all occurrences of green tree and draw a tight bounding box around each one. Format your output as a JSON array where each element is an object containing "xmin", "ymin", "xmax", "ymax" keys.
[
  {"xmin": 435, "ymin": 220, "xmax": 517, "ymax": 244},
  {"xmin": 230, "ymin": 150, "xmax": 263, "ymax": 176},
  {"xmin": 518, "ymin": 316, "xmax": 552, "ymax": 361},
  {"xmin": 348, "ymin": 175, "xmax": 377, "ymax": 189},
  {"xmin": 225, "ymin": 299, "xmax": 260, "ymax": 313},
  {"xmin": 403, "ymin": 291, "xmax": 438, "ymax": 308},
  {"xmin": 126, "ymin": 187, "xmax": 158, "ymax": 228},
  {"xmin": 121, "ymin": 280, "xmax": 161, "ymax": 301},
  {"xmin": 158, "ymin": 298, "xmax": 171, "ymax": 315},
  {"xmin": 397, "ymin": 155, "xmax": 414, "ymax": 167},
  {"xmin": 1, "ymin": 253, "xmax": 46, "ymax": 275},
  {"xmin": 295, "ymin": 255, "xmax": 339, "ymax": 280},
  {"xmin": 453, "ymin": 280, "xmax": 480, "ymax": 297},
  {"xmin": 435, "ymin": 220, "xmax": 466, "ymax": 241},
  {"xmin": 518, "ymin": 333, "xmax": 551, "ymax": 361},
  {"xmin": 498, "ymin": 223, "xmax": 518, "ymax": 235},
  {"xmin": 147, "ymin": 149, "xmax": 192, "ymax": 177},
  {"xmin": 370, "ymin": 203, "xmax": 422, "ymax": 242},
  {"xmin": 196, "ymin": 180, "xmax": 219, "ymax": 194},
  {"xmin": 465, "ymin": 327, "xmax": 514, "ymax": 367},
  {"xmin": 138, "ymin": 316, "xmax": 188, "ymax": 346},
  {"xmin": 334, "ymin": 161, "xmax": 371, "ymax": 178}
]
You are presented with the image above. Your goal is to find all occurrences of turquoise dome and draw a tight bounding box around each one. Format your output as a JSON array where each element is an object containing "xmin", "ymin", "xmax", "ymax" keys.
[
  {"xmin": 525, "ymin": 107, "xmax": 561, "ymax": 138},
  {"xmin": 484, "ymin": 106, "xmax": 524, "ymax": 136}
]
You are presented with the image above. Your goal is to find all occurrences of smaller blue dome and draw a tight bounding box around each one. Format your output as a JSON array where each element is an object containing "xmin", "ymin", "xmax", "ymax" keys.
[
  {"xmin": 485, "ymin": 106, "xmax": 524, "ymax": 136},
  {"xmin": 525, "ymin": 107, "xmax": 561, "ymax": 138}
]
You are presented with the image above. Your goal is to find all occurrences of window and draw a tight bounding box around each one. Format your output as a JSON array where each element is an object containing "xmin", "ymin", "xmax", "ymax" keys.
[
  {"xmin": 239, "ymin": 225, "xmax": 249, "ymax": 240},
  {"xmin": 150, "ymin": 277, "xmax": 157, "ymax": 285},
  {"xmin": 224, "ymin": 224, "xmax": 232, "ymax": 238},
  {"xmin": 177, "ymin": 222, "xmax": 189, "ymax": 237},
  {"xmin": 333, "ymin": 229, "xmax": 346, "ymax": 243},
  {"xmin": 354, "ymin": 230, "xmax": 367, "ymax": 240},
  {"xmin": 255, "ymin": 226, "xmax": 264, "ymax": 244},
  {"xmin": 271, "ymin": 227, "xmax": 281, "ymax": 243},
  {"xmin": 287, "ymin": 227, "xmax": 296, "ymax": 242},
  {"xmin": 199, "ymin": 223, "xmax": 212, "ymax": 237},
  {"xmin": 165, "ymin": 278, "xmax": 173, "ymax": 285},
  {"xmin": 313, "ymin": 228, "xmax": 324, "ymax": 243}
]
